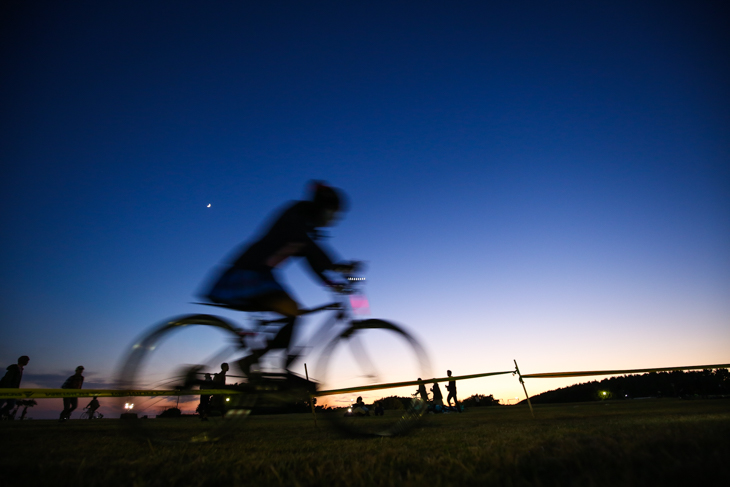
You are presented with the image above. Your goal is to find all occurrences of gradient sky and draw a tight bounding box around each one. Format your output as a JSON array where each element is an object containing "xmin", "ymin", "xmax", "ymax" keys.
[{"xmin": 2, "ymin": 1, "xmax": 729, "ymax": 418}]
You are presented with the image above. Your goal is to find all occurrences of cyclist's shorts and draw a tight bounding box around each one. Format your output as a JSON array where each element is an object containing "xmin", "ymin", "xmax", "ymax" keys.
[{"xmin": 206, "ymin": 267, "xmax": 285, "ymax": 307}]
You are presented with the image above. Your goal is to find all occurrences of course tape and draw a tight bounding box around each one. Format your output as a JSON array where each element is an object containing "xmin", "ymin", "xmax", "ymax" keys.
[
  {"xmin": 0, "ymin": 388, "xmax": 237, "ymax": 400},
  {"xmin": 316, "ymin": 370, "xmax": 515, "ymax": 397},
  {"xmin": 0, "ymin": 370, "xmax": 514, "ymax": 400},
  {"xmin": 521, "ymin": 363, "xmax": 730, "ymax": 379},
  {"xmin": 3, "ymin": 363, "xmax": 727, "ymax": 399}
]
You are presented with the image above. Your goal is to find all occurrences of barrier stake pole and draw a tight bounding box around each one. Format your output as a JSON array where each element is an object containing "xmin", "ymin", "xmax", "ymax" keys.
[
  {"xmin": 305, "ymin": 363, "xmax": 318, "ymax": 428},
  {"xmin": 514, "ymin": 360, "xmax": 535, "ymax": 419}
]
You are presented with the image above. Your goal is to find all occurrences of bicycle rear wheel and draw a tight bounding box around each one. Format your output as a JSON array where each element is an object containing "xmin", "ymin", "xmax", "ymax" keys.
[
  {"xmin": 315, "ymin": 319, "xmax": 431, "ymax": 437},
  {"xmin": 116, "ymin": 314, "xmax": 257, "ymax": 443}
]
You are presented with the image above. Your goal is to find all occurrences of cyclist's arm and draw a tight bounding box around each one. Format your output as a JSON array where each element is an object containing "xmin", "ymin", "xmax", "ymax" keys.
[{"xmin": 301, "ymin": 233, "xmax": 353, "ymax": 287}]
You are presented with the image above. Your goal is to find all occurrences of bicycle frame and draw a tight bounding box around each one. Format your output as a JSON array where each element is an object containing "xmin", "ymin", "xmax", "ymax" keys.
[
  {"xmin": 191, "ymin": 278, "xmax": 368, "ymax": 376},
  {"xmin": 238, "ymin": 281, "xmax": 367, "ymax": 366}
]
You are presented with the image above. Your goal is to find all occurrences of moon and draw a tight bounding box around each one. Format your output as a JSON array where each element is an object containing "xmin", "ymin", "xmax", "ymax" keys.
[{"xmin": 207, "ymin": 204, "xmax": 211, "ymax": 208}]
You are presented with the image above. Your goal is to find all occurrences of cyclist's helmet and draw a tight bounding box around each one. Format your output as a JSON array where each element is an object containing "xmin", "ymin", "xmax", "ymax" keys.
[{"xmin": 309, "ymin": 181, "xmax": 348, "ymax": 212}]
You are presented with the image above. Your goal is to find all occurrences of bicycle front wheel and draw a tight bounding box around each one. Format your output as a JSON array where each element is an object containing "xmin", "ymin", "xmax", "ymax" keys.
[
  {"xmin": 116, "ymin": 314, "xmax": 257, "ymax": 443},
  {"xmin": 315, "ymin": 319, "xmax": 432, "ymax": 437}
]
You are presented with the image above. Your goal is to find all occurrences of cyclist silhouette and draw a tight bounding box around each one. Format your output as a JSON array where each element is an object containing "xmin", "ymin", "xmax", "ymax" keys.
[
  {"xmin": 201, "ymin": 181, "xmax": 355, "ymax": 377},
  {"xmin": 84, "ymin": 396, "xmax": 100, "ymax": 419},
  {"xmin": 120, "ymin": 182, "xmax": 433, "ymax": 438}
]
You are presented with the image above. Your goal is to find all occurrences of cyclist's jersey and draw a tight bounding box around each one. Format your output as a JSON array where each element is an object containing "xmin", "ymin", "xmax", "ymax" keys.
[{"xmin": 232, "ymin": 200, "xmax": 336, "ymax": 283}]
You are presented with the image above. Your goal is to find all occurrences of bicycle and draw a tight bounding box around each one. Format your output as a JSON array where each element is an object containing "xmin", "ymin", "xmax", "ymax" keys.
[
  {"xmin": 117, "ymin": 272, "xmax": 432, "ymax": 442},
  {"xmin": 80, "ymin": 409, "xmax": 104, "ymax": 420}
]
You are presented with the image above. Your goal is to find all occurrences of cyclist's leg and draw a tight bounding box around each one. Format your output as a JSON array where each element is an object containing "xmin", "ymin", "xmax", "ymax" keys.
[
  {"xmin": 0, "ymin": 399, "xmax": 15, "ymax": 418},
  {"xmin": 237, "ymin": 291, "xmax": 302, "ymax": 373},
  {"xmin": 260, "ymin": 293, "xmax": 304, "ymax": 368},
  {"xmin": 208, "ymin": 268, "xmax": 303, "ymax": 373}
]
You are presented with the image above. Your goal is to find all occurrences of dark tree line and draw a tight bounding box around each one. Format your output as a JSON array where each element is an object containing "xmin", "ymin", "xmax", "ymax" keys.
[
  {"xmin": 369, "ymin": 394, "xmax": 501, "ymax": 409},
  {"xmin": 523, "ymin": 369, "xmax": 730, "ymax": 405},
  {"xmin": 461, "ymin": 394, "xmax": 501, "ymax": 407}
]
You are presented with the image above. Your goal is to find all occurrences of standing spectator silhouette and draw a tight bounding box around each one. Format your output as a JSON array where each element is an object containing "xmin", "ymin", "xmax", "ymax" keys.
[
  {"xmin": 446, "ymin": 370, "xmax": 460, "ymax": 412},
  {"xmin": 84, "ymin": 396, "xmax": 100, "ymax": 419},
  {"xmin": 431, "ymin": 382, "xmax": 444, "ymax": 407},
  {"xmin": 415, "ymin": 378, "xmax": 429, "ymax": 402},
  {"xmin": 198, "ymin": 373, "xmax": 213, "ymax": 421},
  {"xmin": 213, "ymin": 363, "xmax": 229, "ymax": 385},
  {"xmin": 59, "ymin": 366, "xmax": 84, "ymax": 421},
  {"xmin": 0, "ymin": 355, "xmax": 29, "ymax": 420}
]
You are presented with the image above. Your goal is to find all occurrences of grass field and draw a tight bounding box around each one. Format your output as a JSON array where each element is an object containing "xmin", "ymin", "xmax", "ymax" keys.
[{"xmin": 1, "ymin": 398, "xmax": 728, "ymax": 486}]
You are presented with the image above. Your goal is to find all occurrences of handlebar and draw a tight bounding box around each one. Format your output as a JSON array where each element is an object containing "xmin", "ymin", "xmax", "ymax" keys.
[{"xmin": 328, "ymin": 260, "xmax": 367, "ymax": 295}]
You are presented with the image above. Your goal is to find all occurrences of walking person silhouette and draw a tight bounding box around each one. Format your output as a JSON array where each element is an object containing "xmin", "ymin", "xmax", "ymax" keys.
[
  {"xmin": 0, "ymin": 355, "xmax": 29, "ymax": 420},
  {"xmin": 59, "ymin": 366, "xmax": 84, "ymax": 421},
  {"xmin": 446, "ymin": 370, "xmax": 461, "ymax": 412}
]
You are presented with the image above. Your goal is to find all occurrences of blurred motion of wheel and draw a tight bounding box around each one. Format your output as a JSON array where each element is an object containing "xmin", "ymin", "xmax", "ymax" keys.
[
  {"xmin": 316, "ymin": 319, "xmax": 431, "ymax": 437},
  {"xmin": 116, "ymin": 314, "xmax": 257, "ymax": 443}
]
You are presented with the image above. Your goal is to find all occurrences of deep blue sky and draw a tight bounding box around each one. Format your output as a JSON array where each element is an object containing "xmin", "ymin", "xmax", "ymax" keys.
[{"xmin": 2, "ymin": 1, "xmax": 728, "ymax": 416}]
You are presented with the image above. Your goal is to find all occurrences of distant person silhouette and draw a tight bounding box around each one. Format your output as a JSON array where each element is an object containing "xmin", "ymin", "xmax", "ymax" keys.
[
  {"xmin": 213, "ymin": 363, "xmax": 229, "ymax": 385},
  {"xmin": 431, "ymin": 382, "xmax": 444, "ymax": 407},
  {"xmin": 446, "ymin": 370, "xmax": 460, "ymax": 412},
  {"xmin": 374, "ymin": 401, "xmax": 384, "ymax": 416},
  {"xmin": 84, "ymin": 396, "xmax": 100, "ymax": 419},
  {"xmin": 210, "ymin": 363, "xmax": 229, "ymax": 415},
  {"xmin": 0, "ymin": 355, "xmax": 29, "ymax": 420},
  {"xmin": 59, "ymin": 366, "xmax": 84, "ymax": 421},
  {"xmin": 201, "ymin": 181, "xmax": 355, "ymax": 376},
  {"xmin": 198, "ymin": 373, "xmax": 213, "ymax": 420},
  {"xmin": 415, "ymin": 378, "xmax": 429, "ymax": 402},
  {"xmin": 352, "ymin": 396, "xmax": 369, "ymax": 416}
]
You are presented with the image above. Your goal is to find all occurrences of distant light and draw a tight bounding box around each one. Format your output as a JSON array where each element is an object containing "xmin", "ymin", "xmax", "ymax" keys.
[
  {"xmin": 225, "ymin": 397, "xmax": 230, "ymax": 402},
  {"xmin": 125, "ymin": 403, "xmax": 134, "ymax": 410},
  {"xmin": 207, "ymin": 204, "xmax": 211, "ymax": 208}
]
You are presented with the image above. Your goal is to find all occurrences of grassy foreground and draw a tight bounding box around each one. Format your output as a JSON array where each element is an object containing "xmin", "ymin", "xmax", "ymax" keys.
[{"xmin": 1, "ymin": 398, "xmax": 728, "ymax": 486}]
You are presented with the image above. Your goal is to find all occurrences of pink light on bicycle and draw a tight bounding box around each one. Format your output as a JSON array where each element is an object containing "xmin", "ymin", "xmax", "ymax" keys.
[{"xmin": 349, "ymin": 295, "xmax": 370, "ymax": 315}]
